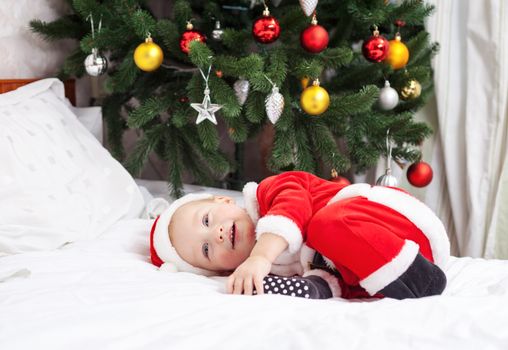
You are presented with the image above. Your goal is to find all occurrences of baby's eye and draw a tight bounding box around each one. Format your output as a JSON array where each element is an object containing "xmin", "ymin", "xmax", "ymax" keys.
[
  {"xmin": 202, "ymin": 214, "xmax": 209, "ymax": 227},
  {"xmin": 202, "ymin": 243, "xmax": 209, "ymax": 259}
]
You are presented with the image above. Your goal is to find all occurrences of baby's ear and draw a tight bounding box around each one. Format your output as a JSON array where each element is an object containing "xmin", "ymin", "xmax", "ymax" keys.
[{"xmin": 213, "ymin": 195, "xmax": 235, "ymax": 204}]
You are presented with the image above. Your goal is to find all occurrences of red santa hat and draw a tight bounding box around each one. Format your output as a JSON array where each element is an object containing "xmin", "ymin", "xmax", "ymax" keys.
[{"xmin": 149, "ymin": 193, "xmax": 217, "ymax": 276}]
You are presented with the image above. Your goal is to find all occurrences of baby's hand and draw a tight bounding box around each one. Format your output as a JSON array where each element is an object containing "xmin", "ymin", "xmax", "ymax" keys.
[{"xmin": 227, "ymin": 255, "xmax": 272, "ymax": 295}]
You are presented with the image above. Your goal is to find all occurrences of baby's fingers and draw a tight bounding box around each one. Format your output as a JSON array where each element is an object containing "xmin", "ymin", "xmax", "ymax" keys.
[
  {"xmin": 233, "ymin": 277, "xmax": 244, "ymax": 295},
  {"xmin": 254, "ymin": 277, "xmax": 264, "ymax": 295},
  {"xmin": 243, "ymin": 278, "xmax": 254, "ymax": 296},
  {"xmin": 226, "ymin": 275, "xmax": 236, "ymax": 294}
]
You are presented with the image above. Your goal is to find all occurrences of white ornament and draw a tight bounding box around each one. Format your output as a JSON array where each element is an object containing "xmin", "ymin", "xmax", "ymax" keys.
[
  {"xmin": 265, "ymin": 85, "xmax": 284, "ymax": 124},
  {"xmin": 299, "ymin": 0, "xmax": 318, "ymax": 16},
  {"xmin": 234, "ymin": 79, "xmax": 250, "ymax": 106},
  {"xmin": 212, "ymin": 21, "xmax": 224, "ymax": 41},
  {"xmin": 378, "ymin": 80, "xmax": 399, "ymax": 111},
  {"xmin": 84, "ymin": 48, "xmax": 108, "ymax": 76},
  {"xmin": 191, "ymin": 88, "xmax": 222, "ymax": 125}
]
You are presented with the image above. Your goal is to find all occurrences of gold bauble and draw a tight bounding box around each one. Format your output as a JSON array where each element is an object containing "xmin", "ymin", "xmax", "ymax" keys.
[
  {"xmin": 134, "ymin": 37, "xmax": 164, "ymax": 72},
  {"xmin": 300, "ymin": 80, "xmax": 330, "ymax": 115},
  {"xmin": 400, "ymin": 79, "xmax": 422, "ymax": 100},
  {"xmin": 384, "ymin": 35, "xmax": 409, "ymax": 70}
]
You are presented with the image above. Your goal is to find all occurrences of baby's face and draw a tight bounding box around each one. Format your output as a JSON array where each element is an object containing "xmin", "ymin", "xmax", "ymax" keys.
[{"xmin": 169, "ymin": 196, "xmax": 256, "ymax": 272}]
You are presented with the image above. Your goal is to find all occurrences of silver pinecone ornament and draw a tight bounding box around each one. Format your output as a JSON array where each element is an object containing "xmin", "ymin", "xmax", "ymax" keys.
[
  {"xmin": 84, "ymin": 48, "xmax": 108, "ymax": 76},
  {"xmin": 212, "ymin": 21, "xmax": 224, "ymax": 41},
  {"xmin": 234, "ymin": 79, "xmax": 250, "ymax": 106},
  {"xmin": 299, "ymin": 0, "xmax": 318, "ymax": 16},
  {"xmin": 265, "ymin": 85, "xmax": 284, "ymax": 124},
  {"xmin": 378, "ymin": 80, "xmax": 399, "ymax": 111},
  {"xmin": 376, "ymin": 169, "xmax": 399, "ymax": 187},
  {"xmin": 376, "ymin": 130, "xmax": 398, "ymax": 187}
]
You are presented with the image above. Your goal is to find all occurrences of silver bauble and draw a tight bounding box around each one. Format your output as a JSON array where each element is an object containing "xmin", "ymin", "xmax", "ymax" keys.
[
  {"xmin": 84, "ymin": 48, "xmax": 108, "ymax": 76},
  {"xmin": 212, "ymin": 21, "xmax": 224, "ymax": 41},
  {"xmin": 376, "ymin": 170, "xmax": 398, "ymax": 187},
  {"xmin": 265, "ymin": 86, "xmax": 284, "ymax": 124},
  {"xmin": 378, "ymin": 80, "xmax": 399, "ymax": 110},
  {"xmin": 299, "ymin": 0, "xmax": 318, "ymax": 16},
  {"xmin": 272, "ymin": 0, "xmax": 283, "ymax": 6},
  {"xmin": 234, "ymin": 79, "xmax": 250, "ymax": 106}
]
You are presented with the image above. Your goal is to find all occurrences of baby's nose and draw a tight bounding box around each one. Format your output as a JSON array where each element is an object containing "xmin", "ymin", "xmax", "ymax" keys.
[{"xmin": 216, "ymin": 225, "xmax": 225, "ymax": 242}]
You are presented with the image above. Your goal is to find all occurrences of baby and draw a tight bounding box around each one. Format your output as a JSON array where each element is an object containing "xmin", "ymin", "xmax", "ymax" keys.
[{"xmin": 149, "ymin": 171, "xmax": 448, "ymax": 300}]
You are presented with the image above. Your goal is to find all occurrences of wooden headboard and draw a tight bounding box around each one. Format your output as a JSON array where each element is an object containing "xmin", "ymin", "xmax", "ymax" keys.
[{"xmin": 0, "ymin": 79, "xmax": 76, "ymax": 106}]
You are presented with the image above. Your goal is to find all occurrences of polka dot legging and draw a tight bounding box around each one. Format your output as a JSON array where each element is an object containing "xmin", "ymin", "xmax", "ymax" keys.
[{"xmin": 253, "ymin": 274, "xmax": 332, "ymax": 299}]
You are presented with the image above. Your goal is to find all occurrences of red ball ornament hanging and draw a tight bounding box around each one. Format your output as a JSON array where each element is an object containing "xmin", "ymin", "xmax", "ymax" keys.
[
  {"xmin": 179, "ymin": 21, "xmax": 206, "ymax": 54},
  {"xmin": 407, "ymin": 161, "xmax": 433, "ymax": 187},
  {"xmin": 300, "ymin": 14, "xmax": 329, "ymax": 53},
  {"xmin": 330, "ymin": 169, "xmax": 351, "ymax": 187},
  {"xmin": 362, "ymin": 25, "xmax": 390, "ymax": 63},
  {"xmin": 252, "ymin": 6, "xmax": 281, "ymax": 44}
]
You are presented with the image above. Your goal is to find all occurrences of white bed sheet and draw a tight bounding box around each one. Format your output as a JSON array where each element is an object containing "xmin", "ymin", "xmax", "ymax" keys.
[{"xmin": 1, "ymin": 215, "xmax": 508, "ymax": 350}]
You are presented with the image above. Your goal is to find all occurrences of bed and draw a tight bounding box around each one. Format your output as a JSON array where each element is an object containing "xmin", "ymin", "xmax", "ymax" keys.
[{"xmin": 1, "ymin": 79, "xmax": 508, "ymax": 349}]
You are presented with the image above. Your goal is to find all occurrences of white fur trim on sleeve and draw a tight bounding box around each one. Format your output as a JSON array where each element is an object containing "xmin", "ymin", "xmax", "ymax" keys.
[
  {"xmin": 242, "ymin": 182, "xmax": 259, "ymax": 223},
  {"xmin": 256, "ymin": 215, "xmax": 303, "ymax": 254},
  {"xmin": 359, "ymin": 239, "xmax": 419, "ymax": 296},
  {"xmin": 328, "ymin": 184, "xmax": 450, "ymax": 267}
]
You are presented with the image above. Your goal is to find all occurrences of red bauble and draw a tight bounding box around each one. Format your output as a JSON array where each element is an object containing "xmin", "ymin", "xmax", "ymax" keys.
[
  {"xmin": 362, "ymin": 35, "xmax": 390, "ymax": 62},
  {"xmin": 407, "ymin": 161, "xmax": 433, "ymax": 187},
  {"xmin": 179, "ymin": 28, "xmax": 206, "ymax": 54},
  {"xmin": 300, "ymin": 23, "xmax": 329, "ymax": 53},
  {"xmin": 252, "ymin": 15, "xmax": 281, "ymax": 44}
]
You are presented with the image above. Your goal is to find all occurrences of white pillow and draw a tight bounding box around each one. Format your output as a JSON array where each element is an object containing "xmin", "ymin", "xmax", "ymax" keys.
[
  {"xmin": 0, "ymin": 78, "xmax": 144, "ymax": 255},
  {"xmin": 72, "ymin": 105, "xmax": 103, "ymax": 144}
]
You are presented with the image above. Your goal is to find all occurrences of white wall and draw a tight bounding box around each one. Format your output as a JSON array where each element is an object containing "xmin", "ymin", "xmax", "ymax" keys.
[{"xmin": 0, "ymin": 0, "xmax": 90, "ymax": 106}]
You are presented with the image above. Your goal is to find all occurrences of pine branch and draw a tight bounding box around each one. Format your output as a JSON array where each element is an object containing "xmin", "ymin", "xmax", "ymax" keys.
[
  {"xmin": 245, "ymin": 91, "xmax": 266, "ymax": 124},
  {"xmin": 129, "ymin": 9, "xmax": 157, "ymax": 38},
  {"xmin": 317, "ymin": 47, "xmax": 354, "ymax": 69},
  {"xmin": 124, "ymin": 124, "xmax": 165, "ymax": 175},
  {"xmin": 165, "ymin": 129, "xmax": 184, "ymax": 198},
  {"xmin": 188, "ymin": 41, "xmax": 214, "ymax": 69},
  {"xmin": 173, "ymin": 0, "xmax": 193, "ymax": 31},
  {"xmin": 29, "ymin": 16, "xmax": 85, "ymax": 41},
  {"xmin": 105, "ymin": 51, "xmax": 138, "ymax": 93},
  {"xmin": 324, "ymin": 85, "xmax": 380, "ymax": 119},
  {"xmin": 127, "ymin": 95, "xmax": 173, "ymax": 128}
]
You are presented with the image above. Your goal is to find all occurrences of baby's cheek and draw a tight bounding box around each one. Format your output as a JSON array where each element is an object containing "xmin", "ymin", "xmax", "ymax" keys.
[{"xmin": 217, "ymin": 249, "xmax": 244, "ymax": 269}]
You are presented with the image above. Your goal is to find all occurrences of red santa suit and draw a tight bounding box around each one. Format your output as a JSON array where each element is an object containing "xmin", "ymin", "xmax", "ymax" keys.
[{"xmin": 242, "ymin": 171, "xmax": 450, "ymax": 299}]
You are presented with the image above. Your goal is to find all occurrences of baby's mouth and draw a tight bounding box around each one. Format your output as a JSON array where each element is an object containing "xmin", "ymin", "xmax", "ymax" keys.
[{"xmin": 229, "ymin": 223, "xmax": 236, "ymax": 249}]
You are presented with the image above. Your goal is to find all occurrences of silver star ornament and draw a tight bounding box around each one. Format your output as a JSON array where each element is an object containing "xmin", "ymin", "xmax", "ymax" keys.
[{"xmin": 191, "ymin": 88, "xmax": 222, "ymax": 125}]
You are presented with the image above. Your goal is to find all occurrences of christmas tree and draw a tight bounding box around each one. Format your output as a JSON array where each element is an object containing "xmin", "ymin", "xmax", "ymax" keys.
[{"xmin": 30, "ymin": 0, "xmax": 437, "ymax": 197}]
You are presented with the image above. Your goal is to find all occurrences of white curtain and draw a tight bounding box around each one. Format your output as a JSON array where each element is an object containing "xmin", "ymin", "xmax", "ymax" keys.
[{"xmin": 421, "ymin": 0, "xmax": 508, "ymax": 258}]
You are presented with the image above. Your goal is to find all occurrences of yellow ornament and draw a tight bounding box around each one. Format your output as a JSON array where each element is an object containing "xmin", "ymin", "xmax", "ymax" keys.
[
  {"xmin": 400, "ymin": 79, "xmax": 422, "ymax": 100},
  {"xmin": 300, "ymin": 79, "xmax": 330, "ymax": 115},
  {"xmin": 134, "ymin": 36, "xmax": 164, "ymax": 72},
  {"xmin": 301, "ymin": 76, "xmax": 310, "ymax": 89},
  {"xmin": 384, "ymin": 33, "xmax": 409, "ymax": 70}
]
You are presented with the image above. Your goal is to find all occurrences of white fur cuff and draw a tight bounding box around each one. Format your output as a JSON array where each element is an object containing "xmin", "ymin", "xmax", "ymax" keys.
[{"xmin": 256, "ymin": 215, "xmax": 303, "ymax": 254}]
